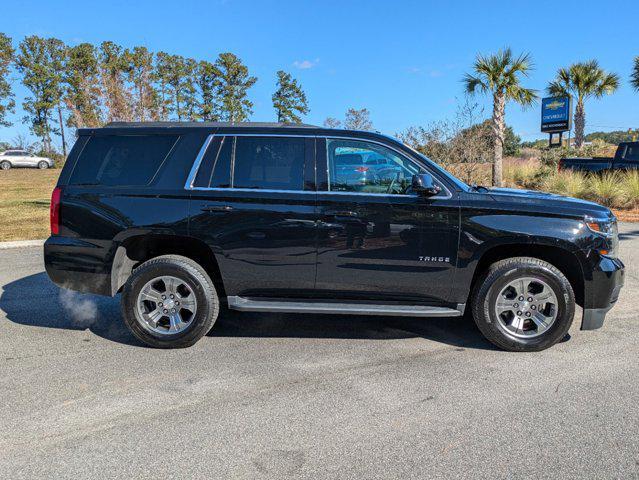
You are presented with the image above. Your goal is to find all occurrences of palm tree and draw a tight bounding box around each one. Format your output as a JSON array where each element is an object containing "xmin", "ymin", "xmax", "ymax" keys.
[
  {"xmin": 631, "ymin": 57, "xmax": 639, "ymax": 91},
  {"xmin": 464, "ymin": 48, "xmax": 536, "ymax": 187},
  {"xmin": 547, "ymin": 60, "xmax": 619, "ymax": 149}
]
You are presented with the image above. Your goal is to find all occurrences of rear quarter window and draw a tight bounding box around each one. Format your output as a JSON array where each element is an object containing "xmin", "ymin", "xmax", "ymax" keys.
[
  {"xmin": 69, "ymin": 135, "xmax": 179, "ymax": 186},
  {"xmin": 625, "ymin": 145, "xmax": 639, "ymax": 162}
]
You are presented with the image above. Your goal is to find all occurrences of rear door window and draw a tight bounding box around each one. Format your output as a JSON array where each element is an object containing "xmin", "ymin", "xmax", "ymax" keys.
[
  {"xmin": 69, "ymin": 135, "xmax": 178, "ymax": 186},
  {"xmin": 233, "ymin": 136, "xmax": 305, "ymax": 190},
  {"xmin": 625, "ymin": 144, "xmax": 639, "ymax": 162},
  {"xmin": 192, "ymin": 135, "xmax": 307, "ymax": 191}
]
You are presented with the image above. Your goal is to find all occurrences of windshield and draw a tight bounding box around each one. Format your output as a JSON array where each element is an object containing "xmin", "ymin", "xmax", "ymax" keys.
[{"xmin": 401, "ymin": 143, "xmax": 471, "ymax": 191}]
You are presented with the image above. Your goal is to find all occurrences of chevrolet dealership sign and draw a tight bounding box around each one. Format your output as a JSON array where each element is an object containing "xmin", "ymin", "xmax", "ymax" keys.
[{"xmin": 541, "ymin": 96, "xmax": 572, "ymax": 133}]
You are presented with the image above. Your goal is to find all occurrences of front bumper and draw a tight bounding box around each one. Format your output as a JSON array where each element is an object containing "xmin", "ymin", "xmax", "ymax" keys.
[{"xmin": 581, "ymin": 255, "xmax": 624, "ymax": 330}]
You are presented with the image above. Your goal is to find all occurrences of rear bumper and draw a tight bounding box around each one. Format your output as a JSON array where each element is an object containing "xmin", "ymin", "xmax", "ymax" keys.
[
  {"xmin": 581, "ymin": 255, "xmax": 624, "ymax": 330},
  {"xmin": 44, "ymin": 236, "xmax": 113, "ymax": 296}
]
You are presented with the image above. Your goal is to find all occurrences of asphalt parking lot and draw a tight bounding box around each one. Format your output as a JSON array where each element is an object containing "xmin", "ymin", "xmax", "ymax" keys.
[{"xmin": 1, "ymin": 225, "xmax": 638, "ymax": 479}]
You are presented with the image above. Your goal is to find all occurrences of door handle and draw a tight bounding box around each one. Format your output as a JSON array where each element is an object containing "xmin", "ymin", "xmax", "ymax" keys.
[{"xmin": 201, "ymin": 205, "xmax": 234, "ymax": 212}]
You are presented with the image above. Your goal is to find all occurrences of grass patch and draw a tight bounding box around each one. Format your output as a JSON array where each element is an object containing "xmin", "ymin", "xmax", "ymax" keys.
[
  {"xmin": 504, "ymin": 160, "xmax": 539, "ymax": 188},
  {"xmin": 0, "ymin": 169, "xmax": 59, "ymax": 241},
  {"xmin": 586, "ymin": 172, "xmax": 622, "ymax": 207},
  {"xmin": 542, "ymin": 170, "xmax": 588, "ymax": 199},
  {"xmin": 620, "ymin": 170, "xmax": 639, "ymax": 209}
]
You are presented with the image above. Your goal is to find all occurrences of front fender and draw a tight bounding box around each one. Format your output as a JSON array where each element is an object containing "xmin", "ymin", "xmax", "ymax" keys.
[{"xmin": 451, "ymin": 209, "xmax": 590, "ymax": 305}]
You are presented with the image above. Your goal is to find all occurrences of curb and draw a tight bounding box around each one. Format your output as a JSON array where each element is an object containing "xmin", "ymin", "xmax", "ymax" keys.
[{"xmin": 0, "ymin": 239, "xmax": 45, "ymax": 250}]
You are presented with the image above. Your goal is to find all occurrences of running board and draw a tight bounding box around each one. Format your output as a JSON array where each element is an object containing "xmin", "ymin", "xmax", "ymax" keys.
[{"xmin": 227, "ymin": 296, "xmax": 464, "ymax": 317}]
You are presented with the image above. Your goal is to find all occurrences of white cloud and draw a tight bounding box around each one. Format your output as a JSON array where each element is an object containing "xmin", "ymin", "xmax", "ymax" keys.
[{"xmin": 293, "ymin": 58, "xmax": 319, "ymax": 70}]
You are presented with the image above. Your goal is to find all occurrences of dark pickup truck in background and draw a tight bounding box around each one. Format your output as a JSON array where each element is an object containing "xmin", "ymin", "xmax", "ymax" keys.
[{"xmin": 559, "ymin": 142, "xmax": 639, "ymax": 173}]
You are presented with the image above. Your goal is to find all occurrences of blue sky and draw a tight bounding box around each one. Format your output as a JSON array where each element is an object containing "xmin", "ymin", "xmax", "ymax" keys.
[{"xmin": 2, "ymin": 0, "xmax": 638, "ymax": 147}]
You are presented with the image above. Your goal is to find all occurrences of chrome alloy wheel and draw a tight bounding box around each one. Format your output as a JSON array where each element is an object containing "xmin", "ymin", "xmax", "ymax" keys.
[
  {"xmin": 493, "ymin": 277, "xmax": 558, "ymax": 339},
  {"xmin": 135, "ymin": 276, "xmax": 197, "ymax": 335}
]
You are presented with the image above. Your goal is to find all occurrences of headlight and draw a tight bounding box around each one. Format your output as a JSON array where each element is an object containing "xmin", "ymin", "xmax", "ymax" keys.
[
  {"xmin": 584, "ymin": 216, "xmax": 615, "ymax": 237},
  {"xmin": 585, "ymin": 215, "xmax": 618, "ymax": 257}
]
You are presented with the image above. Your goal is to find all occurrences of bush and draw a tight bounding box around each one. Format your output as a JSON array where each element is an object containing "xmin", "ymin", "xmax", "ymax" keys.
[
  {"xmin": 564, "ymin": 172, "xmax": 588, "ymax": 199},
  {"xmin": 543, "ymin": 171, "xmax": 588, "ymax": 198},
  {"xmin": 587, "ymin": 172, "xmax": 623, "ymax": 207},
  {"xmin": 621, "ymin": 170, "xmax": 639, "ymax": 209},
  {"xmin": 504, "ymin": 161, "xmax": 539, "ymax": 188}
]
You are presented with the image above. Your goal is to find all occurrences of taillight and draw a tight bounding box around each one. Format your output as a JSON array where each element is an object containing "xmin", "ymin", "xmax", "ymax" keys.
[
  {"xmin": 50, "ymin": 187, "xmax": 62, "ymax": 235},
  {"xmin": 355, "ymin": 166, "xmax": 369, "ymax": 173}
]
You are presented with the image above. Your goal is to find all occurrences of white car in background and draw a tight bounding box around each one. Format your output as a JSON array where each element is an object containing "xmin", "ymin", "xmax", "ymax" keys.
[{"xmin": 0, "ymin": 150, "xmax": 54, "ymax": 170}]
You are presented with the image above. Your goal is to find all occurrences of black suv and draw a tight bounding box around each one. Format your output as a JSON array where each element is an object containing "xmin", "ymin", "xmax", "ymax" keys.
[{"xmin": 44, "ymin": 122, "xmax": 624, "ymax": 351}]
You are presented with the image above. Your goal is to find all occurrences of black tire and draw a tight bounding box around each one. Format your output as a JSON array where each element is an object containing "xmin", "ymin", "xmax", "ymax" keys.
[
  {"xmin": 471, "ymin": 257, "xmax": 575, "ymax": 352},
  {"xmin": 121, "ymin": 255, "xmax": 219, "ymax": 348},
  {"xmin": 0, "ymin": 160, "xmax": 10, "ymax": 170},
  {"xmin": 38, "ymin": 161, "xmax": 49, "ymax": 169}
]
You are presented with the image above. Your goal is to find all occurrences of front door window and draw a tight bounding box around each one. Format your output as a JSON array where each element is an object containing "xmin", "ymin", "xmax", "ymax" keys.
[{"xmin": 327, "ymin": 139, "xmax": 422, "ymax": 195}]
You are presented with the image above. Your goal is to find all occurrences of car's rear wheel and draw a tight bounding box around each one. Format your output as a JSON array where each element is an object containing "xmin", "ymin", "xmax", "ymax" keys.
[
  {"xmin": 38, "ymin": 161, "xmax": 49, "ymax": 169},
  {"xmin": 121, "ymin": 255, "xmax": 219, "ymax": 348},
  {"xmin": 471, "ymin": 257, "xmax": 575, "ymax": 352},
  {"xmin": 0, "ymin": 160, "xmax": 11, "ymax": 170}
]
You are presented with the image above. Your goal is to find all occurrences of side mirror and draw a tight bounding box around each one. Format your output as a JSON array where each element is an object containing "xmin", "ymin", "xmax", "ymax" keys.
[{"xmin": 412, "ymin": 173, "xmax": 441, "ymax": 196}]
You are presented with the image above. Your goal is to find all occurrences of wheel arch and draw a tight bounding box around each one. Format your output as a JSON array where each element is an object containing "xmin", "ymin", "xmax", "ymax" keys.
[
  {"xmin": 469, "ymin": 243, "xmax": 585, "ymax": 307},
  {"xmin": 110, "ymin": 233, "xmax": 226, "ymax": 298}
]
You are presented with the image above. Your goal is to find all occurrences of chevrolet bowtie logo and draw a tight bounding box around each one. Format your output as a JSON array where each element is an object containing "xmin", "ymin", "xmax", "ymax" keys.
[{"xmin": 546, "ymin": 100, "xmax": 565, "ymax": 110}]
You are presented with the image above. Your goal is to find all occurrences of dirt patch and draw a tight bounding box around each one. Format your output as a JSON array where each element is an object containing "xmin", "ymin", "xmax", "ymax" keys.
[{"xmin": 612, "ymin": 208, "xmax": 639, "ymax": 223}]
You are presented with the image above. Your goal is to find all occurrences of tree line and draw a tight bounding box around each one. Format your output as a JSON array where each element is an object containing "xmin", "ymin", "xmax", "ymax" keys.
[{"xmin": 0, "ymin": 33, "xmax": 310, "ymax": 155}]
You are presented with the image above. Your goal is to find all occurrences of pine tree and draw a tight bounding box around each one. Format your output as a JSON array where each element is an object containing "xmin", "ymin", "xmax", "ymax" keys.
[
  {"xmin": 272, "ymin": 70, "xmax": 309, "ymax": 123},
  {"xmin": 196, "ymin": 60, "xmax": 219, "ymax": 121},
  {"xmin": 124, "ymin": 46, "xmax": 156, "ymax": 121},
  {"xmin": 344, "ymin": 108, "xmax": 373, "ymax": 131},
  {"xmin": 213, "ymin": 52, "xmax": 256, "ymax": 122},
  {"xmin": 0, "ymin": 33, "xmax": 15, "ymax": 127},
  {"xmin": 182, "ymin": 58, "xmax": 199, "ymax": 121},
  {"xmin": 154, "ymin": 52, "xmax": 173, "ymax": 120},
  {"xmin": 15, "ymin": 36, "xmax": 65, "ymax": 152},
  {"xmin": 64, "ymin": 42, "xmax": 103, "ymax": 128},
  {"xmin": 154, "ymin": 53, "xmax": 197, "ymax": 121},
  {"xmin": 99, "ymin": 41, "xmax": 133, "ymax": 122},
  {"xmin": 48, "ymin": 38, "xmax": 68, "ymax": 156}
]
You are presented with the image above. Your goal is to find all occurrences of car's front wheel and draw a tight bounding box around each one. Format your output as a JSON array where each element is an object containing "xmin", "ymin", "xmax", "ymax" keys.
[
  {"xmin": 0, "ymin": 160, "xmax": 11, "ymax": 170},
  {"xmin": 121, "ymin": 255, "xmax": 219, "ymax": 348},
  {"xmin": 38, "ymin": 161, "xmax": 49, "ymax": 169},
  {"xmin": 471, "ymin": 257, "xmax": 575, "ymax": 352}
]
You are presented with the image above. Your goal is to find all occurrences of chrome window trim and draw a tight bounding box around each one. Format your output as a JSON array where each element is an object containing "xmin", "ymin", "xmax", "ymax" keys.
[
  {"xmin": 185, "ymin": 134, "xmax": 214, "ymax": 189},
  {"xmin": 184, "ymin": 133, "xmax": 453, "ymax": 199},
  {"xmin": 189, "ymin": 186, "xmax": 316, "ymax": 194}
]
